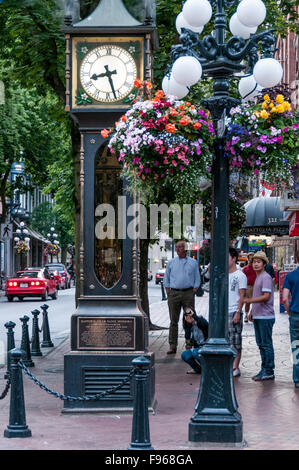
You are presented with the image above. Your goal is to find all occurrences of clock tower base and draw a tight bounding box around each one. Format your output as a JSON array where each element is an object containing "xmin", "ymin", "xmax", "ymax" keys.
[
  {"xmin": 62, "ymin": 351, "xmax": 156, "ymax": 414},
  {"xmin": 62, "ymin": 298, "xmax": 156, "ymax": 414}
]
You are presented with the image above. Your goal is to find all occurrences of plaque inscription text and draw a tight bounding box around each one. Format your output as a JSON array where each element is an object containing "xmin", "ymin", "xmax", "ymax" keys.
[{"xmin": 78, "ymin": 317, "xmax": 135, "ymax": 350}]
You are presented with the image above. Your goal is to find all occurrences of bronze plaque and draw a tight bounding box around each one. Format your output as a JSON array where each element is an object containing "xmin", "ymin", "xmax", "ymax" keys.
[{"xmin": 77, "ymin": 316, "xmax": 136, "ymax": 350}]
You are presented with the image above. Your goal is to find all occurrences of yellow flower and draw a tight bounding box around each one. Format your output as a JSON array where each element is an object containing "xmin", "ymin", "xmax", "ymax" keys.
[
  {"xmin": 276, "ymin": 104, "xmax": 284, "ymax": 113},
  {"xmin": 269, "ymin": 102, "xmax": 274, "ymax": 108},
  {"xmin": 263, "ymin": 94, "xmax": 270, "ymax": 102},
  {"xmin": 283, "ymin": 101, "xmax": 291, "ymax": 111},
  {"xmin": 260, "ymin": 110, "xmax": 269, "ymax": 119},
  {"xmin": 271, "ymin": 106, "xmax": 278, "ymax": 113},
  {"xmin": 262, "ymin": 102, "xmax": 268, "ymax": 109},
  {"xmin": 275, "ymin": 94, "xmax": 284, "ymax": 103}
]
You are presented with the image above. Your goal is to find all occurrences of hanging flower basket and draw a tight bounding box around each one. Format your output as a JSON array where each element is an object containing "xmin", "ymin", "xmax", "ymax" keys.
[
  {"xmin": 103, "ymin": 80, "xmax": 215, "ymax": 202},
  {"xmin": 45, "ymin": 243, "xmax": 60, "ymax": 256},
  {"xmin": 15, "ymin": 240, "xmax": 29, "ymax": 255},
  {"xmin": 225, "ymin": 88, "xmax": 299, "ymax": 187}
]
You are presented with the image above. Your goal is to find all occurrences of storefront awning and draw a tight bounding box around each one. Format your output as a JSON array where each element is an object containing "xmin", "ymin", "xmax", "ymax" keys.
[{"xmin": 240, "ymin": 197, "xmax": 289, "ymax": 236}]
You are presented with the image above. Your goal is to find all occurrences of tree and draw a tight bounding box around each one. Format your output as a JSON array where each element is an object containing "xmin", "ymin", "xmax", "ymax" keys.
[
  {"xmin": 29, "ymin": 201, "xmax": 74, "ymax": 263},
  {"xmin": 1, "ymin": 0, "xmax": 297, "ymax": 319}
]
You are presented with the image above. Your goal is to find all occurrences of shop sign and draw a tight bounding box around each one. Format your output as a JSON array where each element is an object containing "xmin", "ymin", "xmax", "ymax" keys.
[{"xmin": 280, "ymin": 191, "xmax": 299, "ymax": 211}]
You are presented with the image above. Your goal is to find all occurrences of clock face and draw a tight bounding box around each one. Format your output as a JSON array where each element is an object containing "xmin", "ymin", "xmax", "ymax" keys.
[{"xmin": 80, "ymin": 45, "xmax": 138, "ymax": 103}]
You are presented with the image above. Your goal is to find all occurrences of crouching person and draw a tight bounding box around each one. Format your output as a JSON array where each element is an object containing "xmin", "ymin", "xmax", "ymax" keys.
[{"xmin": 181, "ymin": 307, "xmax": 209, "ymax": 374}]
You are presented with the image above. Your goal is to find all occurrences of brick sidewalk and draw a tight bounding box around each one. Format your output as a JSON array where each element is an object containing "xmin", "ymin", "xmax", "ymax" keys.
[{"xmin": 0, "ymin": 291, "xmax": 297, "ymax": 450}]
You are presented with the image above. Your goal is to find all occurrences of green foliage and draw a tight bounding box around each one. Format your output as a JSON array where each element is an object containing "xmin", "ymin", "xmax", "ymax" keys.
[{"xmin": 29, "ymin": 201, "xmax": 74, "ymax": 248}]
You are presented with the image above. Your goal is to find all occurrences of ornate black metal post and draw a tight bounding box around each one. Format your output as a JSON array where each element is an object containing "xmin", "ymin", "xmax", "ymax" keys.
[
  {"xmin": 168, "ymin": 0, "xmax": 277, "ymax": 445},
  {"xmin": 20, "ymin": 316, "xmax": 35, "ymax": 367},
  {"xmin": 31, "ymin": 309, "xmax": 42, "ymax": 357},
  {"xmin": 40, "ymin": 304, "xmax": 54, "ymax": 348},
  {"xmin": 160, "ymin": 280, "xmax": 167, "ymax": 301},
  {"xmin": 4, "ymin": 321, "xmax": 16, "ymax": 379},
  {"xmin": 4, "ymin": 348, "xmax": 32, "ymax": 438},
  {"xmin": 128, "ymin": 356, "xmax": 153, "ymax": 450}
]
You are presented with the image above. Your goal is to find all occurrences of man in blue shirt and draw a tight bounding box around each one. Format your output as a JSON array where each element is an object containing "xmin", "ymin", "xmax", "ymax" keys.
[
  {"xmin": 282, "ymin": 266, "xmax": 299, "ymax": 388},
  {"xmin": 164, "ymin": 240, "xmax": 201, "ymax": 354}
]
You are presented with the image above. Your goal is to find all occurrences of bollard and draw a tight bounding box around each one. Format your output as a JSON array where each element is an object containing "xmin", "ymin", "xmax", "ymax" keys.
[
  {"xmin": 161, "ymin": 280, "xmax": 167, "ymax": 301},
  {"xmin": 4, "ymin": 348, "xmax": 32, "ymax": 438},
  {"xmin": 4, "ymin": 321, "xmax": 16, "ymax": 379},
  {"xmin": 31, "ymin": 310, "xmax": 42, "ymax": 357},
  {"xmin": 128, "ymin": 356, "xmax": 154, "ymax": 451},
  {"xmin": 40, "ymin": 304, "xmax": 54, "ymax": 348},
  {"xmin": 20, "ymin": 316, "xmax": 35, "ymax": 367}
]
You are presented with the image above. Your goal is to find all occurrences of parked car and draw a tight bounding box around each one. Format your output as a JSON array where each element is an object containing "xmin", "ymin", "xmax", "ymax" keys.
[
  {"xmin": 148, "ymin": 270, "xmax": 153, "ymax": 281},
  {"xmin": 6, "ymin": 268, "xmax": 58, "ymax": 301},
  {"xmin": 155, "ymin": 268, "xmax": 166, "ymax": 285},
  {"xmin": 47, "ymin": 267, "xmax": 66, "ymax": 290},
  {"xmin": 45, "ymin": 263, "xmax": 71, "ymax": 289}
]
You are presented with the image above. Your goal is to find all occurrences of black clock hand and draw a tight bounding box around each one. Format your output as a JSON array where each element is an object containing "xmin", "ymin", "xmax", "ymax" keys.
[
  {"xmin": 103, "ymin": 65, "xmax": 117, "ymax": 99},
  {"xmin": 91, "ymin": 66, "xmax": 118, "ymax": 98},
  {"xmin": 91, "ymin": 72, "xmax": 107, "ymax": 80}
]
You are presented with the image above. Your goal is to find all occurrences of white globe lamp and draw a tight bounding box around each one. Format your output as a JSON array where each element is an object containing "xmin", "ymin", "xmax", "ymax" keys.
[
  {"xmin": 182, "ymin": 0, "xmax": 212, "ymax": 27},
  {"xmin": 237, "ymin": 0, "xmax": 266, "ymax": 28},
  {"xmin": 176, "ymin": 12, "xmax": 204, "ymax": 35},
  {"xmin": 238, "ymin": 75, "xmax": 263, "ymax": 101},
  {"xmin": 229, "ymin": 14, "xmax": 257, "ymax": 39},
  {"xmin": 253, "ymin": 58, "xmax": 283, "ymax": 88},
  {"xmin": 162, "ymin": 75, "xmax": 189, "ymax": 99},
  {"xmin": 172, "ymin": 56, "xmax": 202, "ymax": 87}
]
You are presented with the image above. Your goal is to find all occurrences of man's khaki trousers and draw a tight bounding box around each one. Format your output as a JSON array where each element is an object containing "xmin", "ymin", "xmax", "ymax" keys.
[{"xmin": 167, "ymin": 288, "xmax": 195, "ymax": 349}]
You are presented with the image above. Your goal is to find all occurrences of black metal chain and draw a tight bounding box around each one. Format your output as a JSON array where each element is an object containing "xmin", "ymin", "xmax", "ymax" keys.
[
  {"xmin": 19, "ymin": 360, "xmax": 135, "ymax": 402},
  {"xmin": 0, "ymin": 376, "xmax": 11, "ymax": 400}
]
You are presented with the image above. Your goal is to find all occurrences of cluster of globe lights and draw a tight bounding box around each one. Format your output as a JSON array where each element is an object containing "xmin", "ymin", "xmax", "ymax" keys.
[
  {"xmin": 14, "ymin": 221, "xmax": 30, "ymax": 244},
  {"xmin": 46, "ymin": 227, "xmax": 59, "ymax": 245},
  {"xmin": 162, "ymin": 0, "xmax": 284, "ymax": 101}
]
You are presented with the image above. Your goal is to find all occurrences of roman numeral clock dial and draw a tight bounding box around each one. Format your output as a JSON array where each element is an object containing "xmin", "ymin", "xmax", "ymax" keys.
[{"xmin": 80, "ymin": 45, "xmax": 137, "ymax": 103}]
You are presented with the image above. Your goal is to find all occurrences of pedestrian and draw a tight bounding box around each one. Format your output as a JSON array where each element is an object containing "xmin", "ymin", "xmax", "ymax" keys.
[
  {"xmin": 181, "ymin": 307, "xmax": 209, "ymax": 374},
  {"xmin": 228, "ymin": 247, "xmax": 247, "ymax": 377},
  {"xmin": 282, "ymin": 265, "xmax": 299, "ymax": 389},
  {"xmin": 265, "ymin": 261, "xmax": 276, "ymax": 286},
  {"xmin": 242, "ymin": 252, "xmax": 256, "ymax": 323},
  {"xmin": 244, "ymin": 251, "xmax": 275, "ymax": 381},
  {"xmin": 164, "ymin": 240, "xmax": 201, "ymax": 354}
]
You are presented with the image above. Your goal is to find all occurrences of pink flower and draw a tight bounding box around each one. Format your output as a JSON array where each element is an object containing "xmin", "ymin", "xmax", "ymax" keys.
[{"xmin": 172, "ymin": 160, "xmax": 178, "ymax": 167}]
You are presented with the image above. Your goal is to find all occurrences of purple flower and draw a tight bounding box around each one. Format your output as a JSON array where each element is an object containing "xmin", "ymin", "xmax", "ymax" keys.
[
  {"xmin": 260, "ymin": 135, "xmax": 268, "ymax": 143},
  {"xmin": 283, "ymin": 127, "xmax": 289, "ymax": 133},
  {"xmin": 232, "ymin": 136, "xmax": 240, "ymax": 145},
  {"xmin": 257, "ymin": 145, "xmax": 267, "ymax": 153},
  {"xmin": 292, "ymin": 123, "xmax": 299, "ymax": 129}
]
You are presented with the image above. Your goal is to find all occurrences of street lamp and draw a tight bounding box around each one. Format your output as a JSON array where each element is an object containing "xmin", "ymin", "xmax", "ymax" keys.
[
  {"xmin": 46, "ymin": 226, "xmax": 60, "ymax": 263},
  {"xmin": 163, "ymin": 0, "xmax": 281, "ymax": 445},
  {"xmin": 14, "ymin": 221, "xmax": 30, "ymax": 269}
]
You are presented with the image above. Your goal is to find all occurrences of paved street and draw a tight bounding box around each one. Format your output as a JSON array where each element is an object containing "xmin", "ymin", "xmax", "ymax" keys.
[
  {"xmin": 0, "ymin": 286, "xmax": 298, "ymax": 450},
  {"xmin": 0, "ymin": 287, "xmax": 75, "ymax": 367}
]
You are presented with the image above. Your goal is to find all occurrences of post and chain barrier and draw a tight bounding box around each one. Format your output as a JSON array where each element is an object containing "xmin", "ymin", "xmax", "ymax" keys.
[
  {"xmin": 18, "ymin": 358, "xmax": 135, "ymax": 402},
  {"xmin": 2, "ymin": 307, "xmax": 153, "ymax": 447},
  {"xmin": 0, "ymin": 375, "xmax": 11, "ymax": 400}
]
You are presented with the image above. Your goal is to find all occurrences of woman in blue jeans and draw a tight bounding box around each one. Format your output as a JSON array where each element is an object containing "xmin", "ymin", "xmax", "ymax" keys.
[{"xmin": 181, "ymin": 307, "xmax": 209, "ymax": 374}]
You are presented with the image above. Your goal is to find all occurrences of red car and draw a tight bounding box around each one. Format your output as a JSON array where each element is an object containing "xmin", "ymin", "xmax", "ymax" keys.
[
  {"xmin": 47, "ymin": 267, "xmax": 66, "ymax": 290},
  {"xmin": 6, "ymin": 268, "xmax": 58, "ymax": 302},
  {"xmin": 155, "ymin": 269, "xmax": 166, "ymax": 285}
]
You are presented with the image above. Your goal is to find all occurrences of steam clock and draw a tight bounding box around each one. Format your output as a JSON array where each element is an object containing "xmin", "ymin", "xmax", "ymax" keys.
[{"xmin": 62, "ymin": 0, "xmax": 158, "ymax": 413}]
